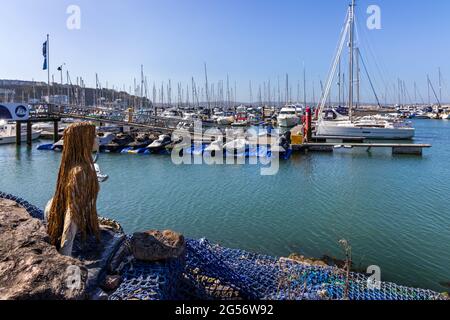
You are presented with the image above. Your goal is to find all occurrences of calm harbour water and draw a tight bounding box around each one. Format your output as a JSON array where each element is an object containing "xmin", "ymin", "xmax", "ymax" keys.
[{"xmin": 1, "ymin": 120, "xmax": 449, "ymax": 292}]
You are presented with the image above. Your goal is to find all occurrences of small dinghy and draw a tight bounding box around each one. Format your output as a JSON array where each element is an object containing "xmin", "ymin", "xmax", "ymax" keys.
[
  {"xmin": 52, "ymin": 139, "xmax": 64, "ymax": 152},
  {"xmin": 52, "ymin": 133, "xmax": 116, "ymax": 152},
  {"xmin": 37, "ymin": 143, "xmax": 55, "ymax": 151},
  {"xmin": 103, "ymin": 134, "xmax": 134, "ymax": 153},
  {"xmin": 95, "ymin": 163, "xmax": 108, "ymax": 182},
  {"xmin": 223, "ymin": 138, "xmax": 249, "ymax": 157},
  {"xmin": 127, "ymin": 148, "xmax": 148, "ymax": 154},
  {"xmin": 120, "ymin": 147, "xmax": 135, "ymax": 154},
  {"xmin": 186, "ymin": 144, "xmax": 207, "ymax": 156},
  {"xmin": 258, "ymin": 145, "xmax": 272, "ymax": 158},
  {"xmin": 146, "ymin": 134, "xmax": 172, "ymax": 153},
  {"xmin": 127, "ymin": 133, "xmax": 153, "ymax": 149},
  {"xmin": 204, "ymin": 138, "xmax": 224, "ymax": 157},
  {"xmin": 93, "ymin": 153, "xmax": 108, "ymax": 182},
  {"xmin": 97, "ymin": 132, "xmax": 116, "ymax": 149}
]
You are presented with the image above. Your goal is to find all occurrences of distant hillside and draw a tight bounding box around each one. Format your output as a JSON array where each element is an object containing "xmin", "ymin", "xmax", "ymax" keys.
[{"xmin": 0, "ymin": 79, "xmax": 150, "ymax": 108}]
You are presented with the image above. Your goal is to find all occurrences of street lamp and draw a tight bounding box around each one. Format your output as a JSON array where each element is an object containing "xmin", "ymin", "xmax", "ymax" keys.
[{"xmin": 57, "ymin": 63, "xmax": 66, "ymax": 95}]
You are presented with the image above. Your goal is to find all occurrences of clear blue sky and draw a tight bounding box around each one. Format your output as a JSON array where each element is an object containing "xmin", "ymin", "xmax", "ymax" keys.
[{"xmin": 1, "ymin": 0, "xmax": 449, "ymax": 103}]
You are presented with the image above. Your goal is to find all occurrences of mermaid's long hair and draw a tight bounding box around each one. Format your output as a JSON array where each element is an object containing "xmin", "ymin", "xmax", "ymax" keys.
[{"xmin": 47, "ymin": 122, "xmax": 100, "ymax": 248}]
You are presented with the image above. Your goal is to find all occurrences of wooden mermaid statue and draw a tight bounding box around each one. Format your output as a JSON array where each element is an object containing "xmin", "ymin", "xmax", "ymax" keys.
[{"xmin": 45, "ymin": 122, "xmax": 100, "ymax": 256}]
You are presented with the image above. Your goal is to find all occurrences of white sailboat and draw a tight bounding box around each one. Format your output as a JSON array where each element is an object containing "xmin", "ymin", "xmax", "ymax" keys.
[
  {"xmin": 316, "ymin": 0, "xmax": 415, "ymax": 140},
  {"xmin": 317, "ymin": 118, "xmax": 415, "ymax": 139}
]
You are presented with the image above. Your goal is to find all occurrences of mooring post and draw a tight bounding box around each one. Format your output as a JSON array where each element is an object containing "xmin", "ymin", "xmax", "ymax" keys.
[
  {"xmin": 53, "ymin": 120, "xmax": 59, "ymax": 143},
  {"xmin": 305, "ymin": 107, "xmax": 312, "ymax": 142},
  {"xmin": 16, "ymin": 122, "xmax": 21, "ymax": 145},
  {"xmin": 26, "ymin": 121, "xmax": 32, "ymax": 146}
]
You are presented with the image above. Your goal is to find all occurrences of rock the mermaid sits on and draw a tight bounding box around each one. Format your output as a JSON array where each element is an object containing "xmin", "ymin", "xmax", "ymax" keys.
[{"xmin": 46, "ymin": 122, "xmax": 101, "ymax": 256}]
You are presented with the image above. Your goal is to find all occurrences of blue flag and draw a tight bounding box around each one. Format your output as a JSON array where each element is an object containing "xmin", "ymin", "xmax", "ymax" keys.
[{"xmin": 42, "ymin": 41, "xmax": 48, "ymax": 70}]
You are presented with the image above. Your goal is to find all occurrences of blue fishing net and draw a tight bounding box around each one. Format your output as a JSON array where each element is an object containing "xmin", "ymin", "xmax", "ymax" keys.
[{"xmin": 110, "ymin": 238, "xmax": 445, "ymax": 301}]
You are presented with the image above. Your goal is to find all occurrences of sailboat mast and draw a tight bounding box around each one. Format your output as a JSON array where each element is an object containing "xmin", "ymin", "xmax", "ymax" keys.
[
  {"xmin": 277, "ymin": 76, "xmax": 280, "ymax": 107},
  {"xmin": 413, "ymin": 82, "xmax": 416, "ymax": 104},
  {"xmin": 348, "ymin": 0, "xmax": 355, "ymax": 119},
  {"xmin": 204, "ymin": 63, "xmax": 210, "ymax": 111},
  {"xmin": 303, "ymin": 64, "xmax": 306, "ymax": 107},
  {"xmin": 140, "ymin": 65, "xmax": 144, "ymax": 110},
  {"xmin": 338, "ymin": 59, "xmax": 341, "ymax": 106},
  {"xmin": 227, "ymin": 75, "xmax": 230, "ymax": 109},
  {"xmin": 285, "ymin": 73, "xmax": 289, "ymax": 104},
  {"xmin": 438, "ymin": 67, "xmax": 442, "ymax": 103},
  {"xmin": 249, "ymin": 81, "xmax": 253, "ymax": 105},
  {"xmin": 356, "ymin": 47, "xmax": 360, "ymax": 107}
]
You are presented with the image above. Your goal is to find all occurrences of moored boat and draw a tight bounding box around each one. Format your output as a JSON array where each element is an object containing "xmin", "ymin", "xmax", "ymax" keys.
[
  {"xmin": 0, "ymin": 120, "xmax": 42, "ymax": 145},
  {"xmin": 146, "ymin": 134, "xmax": 172, "ymax": 153},
  {"xmin": 315, "ymin": 0, "xmax": 415, "ymax": 140},
  {"xmin": 277, "ymin": 106, "xmax": 301, "ymax": 127}
]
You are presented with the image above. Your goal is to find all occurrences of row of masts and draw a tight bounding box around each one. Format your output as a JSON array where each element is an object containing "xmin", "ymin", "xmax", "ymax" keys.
[{"xmin": 3, "ymin": 71, "xmax": 445, "ymax": 110}]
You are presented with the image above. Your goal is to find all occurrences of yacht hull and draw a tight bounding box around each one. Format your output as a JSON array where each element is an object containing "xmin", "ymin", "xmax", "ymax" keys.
[
  {"xmin": 316, "ymin": 123, "xmax": 415, "ymax": 140},
  {"xmin": 0, "ymin": 131, "xmax": 41, "ymax": 145},
  {"xmin": 277, "ymin": 116, "xmax": 300, "ymax": 127},
  {"xmin": 217, "ymin": 117, "xmax": 234, "ymax": 125}
]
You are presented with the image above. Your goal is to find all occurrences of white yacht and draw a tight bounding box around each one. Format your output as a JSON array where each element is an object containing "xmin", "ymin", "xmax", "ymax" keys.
[
  {"xmin": 223, "ymin": 138, "xmax": 248, "ymax": 154},
  {"xmin": 217, "ymin": 116, "xmax": 235, "ymax": 125},
  {"xmin": 440, "ymin": 111, "xmax": 450, "ymax": 120},
  {"xmin": 413, "ymin": 111, "xmax": 431, "ymax": 119},
  {"xmin": 316, "ymin": 119, "xmax": 415, "ymax": 140},
  {"xmin": 182, "ymin": 112, "xmax": 201, "ymax": 122},
  {"xmin": 315, "ymin": 0, "xmax": 415, "ymax": 140},
  {"xmin": 212, "ymin": 111, "xmax": 235, "ymax": 125},
  {"xmin": 32, "ymin": 122, "xmax": 67, "ymax": 134},
  {"xmin": 204, "ymin": 137, "xmax": 224, "ymax": 155},
  {"xmin": 231, "ymin": 119, "xmax": 248, "ymax": 127},
  {"xmin": 426, "ymin": 112, "xmax": 439, "ymax": 119},
  {"xmin": 146, "ymin": 134, "xmax": 172, "ymax": 152},
  {"xmin": 161, "ymin": 109, "xmax": 183, "ymax": 121},
  {"xmin": 277, "ymin": 107, "xmax": 300, "ymax": 127},
  {"xmin": 0, "ymin": 120, "xmax": 42, "ymax": 145}
]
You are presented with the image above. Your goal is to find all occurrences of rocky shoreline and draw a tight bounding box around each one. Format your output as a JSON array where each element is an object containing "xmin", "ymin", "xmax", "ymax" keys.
[
  {"xmin": 0, "ymin": 197, "xmax": 186, "ymax": 300},
  {"xmin": 0, "ymin": 198, "xmax": 87, "ymax": 299}
]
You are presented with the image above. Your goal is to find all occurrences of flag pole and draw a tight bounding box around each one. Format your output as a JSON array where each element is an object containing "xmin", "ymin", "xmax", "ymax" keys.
[{"xmin": 47, "ymin": 34, "xmax": 50, "ymax": 103}]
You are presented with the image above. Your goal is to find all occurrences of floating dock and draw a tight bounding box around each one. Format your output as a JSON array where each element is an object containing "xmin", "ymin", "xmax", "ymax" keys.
[{"xmin": 292, "ymin": 142, "xmax": 431, "ymax": 155}]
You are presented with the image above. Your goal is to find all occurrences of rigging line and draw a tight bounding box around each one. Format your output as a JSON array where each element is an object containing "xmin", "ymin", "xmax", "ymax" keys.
[
  {"xmin": 355, "ymin": 14, "xmax": 391, "ymax": 100},
  {"xmin": 417, "ymin": 86, "xmax": 425, "ymax": 105},
  {"xmin": 355, "ymin": 17, "xmax": 383, "ymax": 102},
  {"xmin": 318, "ymin": 9, "xmax": 351, "ymax": 117},
  {"xmin": 318, "ymin": 9, "xmax": 350, "ymax": 106},
  {"xmin": 359, "ymin": 51, "xmax": 381, "ymax": 107},
  {"xmin": 358, "ymin": 18, "xmax": 389, "ymax": 90},
  {"xmin": 427, "ymin": 76, "xmax": 441, "ymax": 106},
  {"xmin": 403, "ymin": 81, "xmax": 414, "ymax": 105}
]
